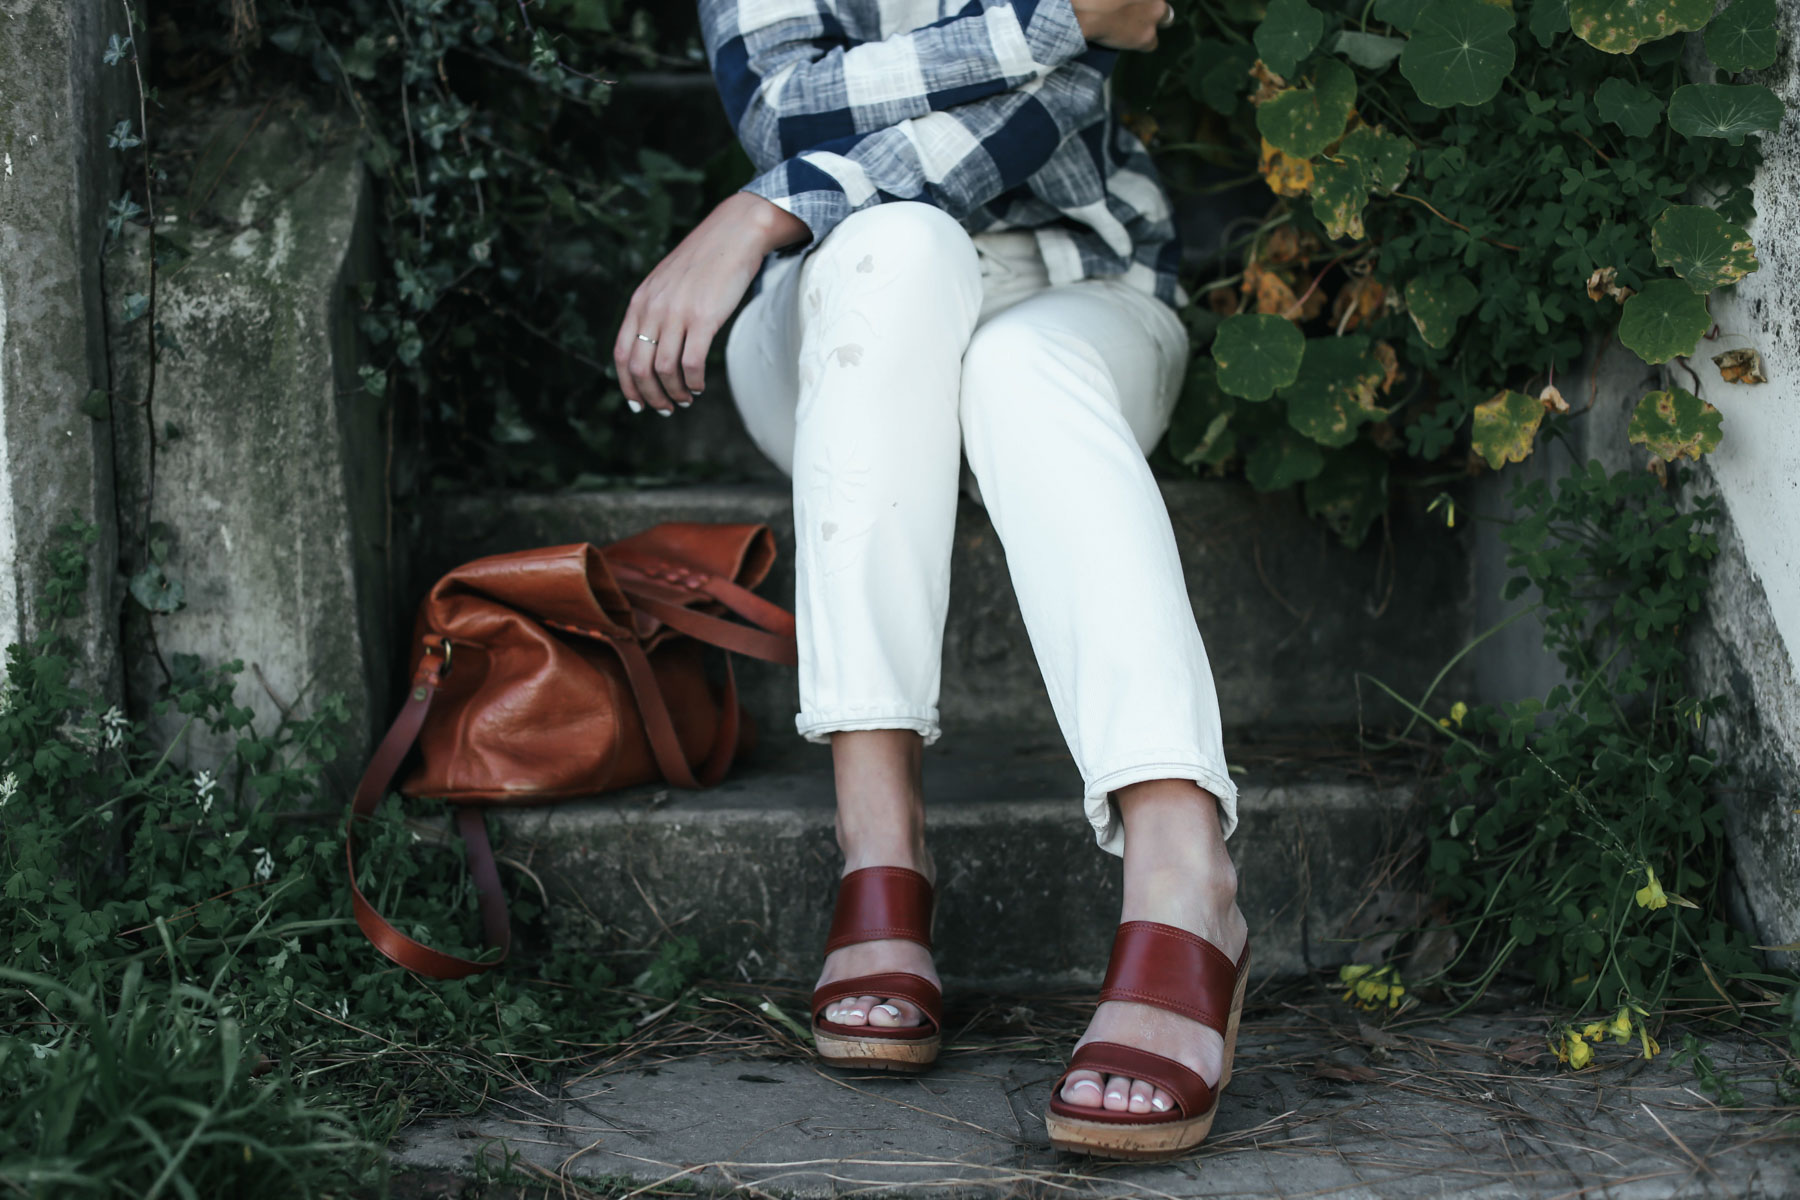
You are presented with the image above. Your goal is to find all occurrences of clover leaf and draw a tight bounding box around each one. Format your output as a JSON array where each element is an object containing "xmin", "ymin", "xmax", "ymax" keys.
[
  {"xmin": 1594, "ymin": 78, "xmax": 1663, "ymax": 138},
  {"xmin": 1705, "ymin": 0, "xmax": 1780, "ymax": 72},
  {"xmin": 1405, "ymin": 275, "xmax": 1480, "ymax": 348},
  {"xmin": 1569, "ymin": 0, "xmax": 1710, "ymax": 53},
  {"xmin": 1667, "ymin": 83, "xmax": 1786, "ymax": 145},
  {"xmin": 1470, "ymin": 390, "xmax": 1545, "ymax": 469},
  {"xmin": 1618, "ymin": 280, "xmax": 1711, "ymax": 364},
  {"xmin": 1280, "ymin": 337, "xmax": 1389, "ymax": 448},
  {"xmin": 1651, "ymin": 206, "xmax": 1759, "ymax": 292},
  {"xmin": 1400, "ymin": 0, "xmax": 1518, "ymax": 108},
  {"xmin": 1628, "ymin": 388, "xmax": 1723, "ymax": 460},
  {"xmin": 1256, "ymin": 58, "xmax": 1358, "ymax": 159},
  {"xmin": 1212, "ymin": 314, "xmax": 1306, "ymax": 401},
  {"xmin": 1256, "ymin": 0, "xmax": 1325, "ymax": 77}
]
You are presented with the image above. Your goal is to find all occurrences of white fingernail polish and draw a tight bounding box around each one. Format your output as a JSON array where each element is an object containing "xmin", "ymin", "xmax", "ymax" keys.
[
  {"xmin": 1152, "ymin": 1096, "xmax": 1169, "ymax": 1111},
  {"xmin": 657, "ymin": 406, "xmax": 673, "ymax": 417},
  {"xmin": 627, "ymin": 399, "xmax": 642, "ymax": 413}
]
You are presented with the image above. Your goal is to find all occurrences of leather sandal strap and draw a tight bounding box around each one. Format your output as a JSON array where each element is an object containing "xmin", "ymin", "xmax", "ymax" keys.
[
  {"xmin": 812, "ymin": 971, "xmax": 943, "ymax": 1035},
  {"xmin": 824, "ymin": 867, "xmax": 933, "ymax": 954},
  {"xmin": 1051, "ymin": 1042, "xmax": 1214, "ymax": 1121},
  {"xmin": 1098, "ymin": 921, "xmax": 1244, "ymax": 1036}
]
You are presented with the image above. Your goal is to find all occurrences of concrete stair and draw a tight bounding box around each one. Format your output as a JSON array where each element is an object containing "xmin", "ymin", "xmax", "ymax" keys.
[{"xmin": 410, "ymin": 478, "xmax": 1468, "ymax": 986}]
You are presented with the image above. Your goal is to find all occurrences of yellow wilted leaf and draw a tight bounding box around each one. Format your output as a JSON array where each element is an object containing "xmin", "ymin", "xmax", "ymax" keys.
[
  {"xmin": 1332, "ymin": 275, "xmax": 1387, "ymax": 333},
  {"xmin": 1120, "ymin": 109, "xmax": 1159, "ymax": 145},
  {"xmin": 1244, "ymin": 261, "xmax": 1301, "ymax": 317},
  {"xmin": 1248, "ymin": 59, "xmax": 1288, "ymax": 106},
  {"xmin": 1373, "ymin": 340, "xmax": 1403, "ymax": 393},
  {"xmin": 1470, "ymin": 390, "xmax": 1545, "ymax": 468},
  {"xmin": 1713, "ymin": 347, "xmax": 1767, "ymax": 384},
  {"xmin": 1259, "ymin": 225, "xmax": 1323, "ymax": 266},
  {"xmin": 1586, "ymin": 265, "xmax": 1636, "ymax": 304},
  {"xmin": 1539, "ymin": 383, "xmax": 1569, "ymax": 413},
  {"xmin": 1259, "ymin": 138, "xmax": 1315, "ymax": 197}
]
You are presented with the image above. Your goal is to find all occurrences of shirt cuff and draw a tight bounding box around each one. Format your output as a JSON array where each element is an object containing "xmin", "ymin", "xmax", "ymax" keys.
[
  {"xmin": 740, "ymin": 174, "xmax": 852, "ymax": 256},
  {"xmin": 1021, "ymin": 0, "xmax": 1092, "ymax": 68}
]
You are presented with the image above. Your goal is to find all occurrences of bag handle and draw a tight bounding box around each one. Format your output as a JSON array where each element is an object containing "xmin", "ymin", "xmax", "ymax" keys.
[{"xmin": 345, "ymin": 638, "xmax": 511, "ymax": 979}]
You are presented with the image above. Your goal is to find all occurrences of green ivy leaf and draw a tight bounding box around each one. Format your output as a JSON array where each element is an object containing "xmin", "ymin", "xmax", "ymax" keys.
[
  {"xmin": 1405, "ymin": 275, "xmax": 1480, "ymax": 348},
  {"xmin": 1400, "ymin": 0, "xmax": 1518, "ymax": 108},
  {"xmin": 1528, "ymin": 0, "xmax": 1570, "ymax": 46},
  {"xmin": 1594, "ymin": 78, "xmax": 1663, "ymax": 137},
  {"xmin": 1310, "ymin": 125, "xmax": 1412, "ymax": 240},
  {"xmin": 1471, "ymin": 390, "xmax": 1545, "ymax": 468},
  {"xmin": 1332, "ymin": 30, "xmax": 1406, "ymax": 69},
  {"xmin": 1667, "ymin": 83, "xmax": 1786, "ymax": 145},
  {"xmin": 1246, "ymin": 427, "xmax": 1327, "ymax": 490},
  {"xmin": 1255, "ymin": 0, "xmax": 1325, "ymax": 77},
  {"xmin": 1167, "ymin": 362, "xmax": 1239, "ymax": 467},
  {"xmin": 1199, "ymin": 45, "xmax": 1258, "ymax": 114},
  {"xmin": 129, "ymin": 563, "xmax": 186, "ymax": 614},
  {"xmin": 1280, "ymin": 336, "xmax": 1389, "ymax": 447},
  {"xmin": 1303, "ymin": 442, "xmax": 1390, "ymax": 547},
  {"xmin": 1213, "ymin": 314, "xmax": 1306, "ymax": 400},
  {"xmin": 1569, "ymin": 0, "xmax": 1710, "ymax": 53},
  {"xmin": 1651, "ymin": 206, "xmax": 1759, "ymax": 291},
  {"xmin": 1628, "ymin": 388, "xmax": 1724, "ymax": 460},
  {"xmin": 1375, "ymin": 0, "xmax": 1431, "ymax": 34},
  {"xmin": 1705, "ymin": 0, "xmax": 1780, "ymax": 72},
  {"xmin": 1256, "ymin": 58, "xmax": 1358, "ymax": 159},
  {"xmin": 1618, "ymin": 279, "xmax": 1711, "ymax": 364}
]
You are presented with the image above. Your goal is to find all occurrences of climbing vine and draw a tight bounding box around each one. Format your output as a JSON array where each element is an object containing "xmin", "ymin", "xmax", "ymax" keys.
[{"xmin": 1120, "ymin": 0, "xmax": 1783, "ymax": 544}]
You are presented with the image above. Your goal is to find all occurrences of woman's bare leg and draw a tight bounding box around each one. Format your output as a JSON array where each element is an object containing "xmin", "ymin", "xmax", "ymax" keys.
[
  {"xmin": 815, "ymin": 730, "xmax": 939, "ymax": 1028},
  {"xmin": 1059, "ymin": 779, "xmax": 1247, "ymax": 1112}
]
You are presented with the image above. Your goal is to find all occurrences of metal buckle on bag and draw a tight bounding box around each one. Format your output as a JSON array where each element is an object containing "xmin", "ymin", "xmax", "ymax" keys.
[{"xmin": 413, "ymin": 636, "xmax": 453, "ymax": 699}]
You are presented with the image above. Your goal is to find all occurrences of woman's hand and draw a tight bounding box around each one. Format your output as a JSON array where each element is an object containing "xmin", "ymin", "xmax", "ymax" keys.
[
  {"xmin": 614, "ymin": 191, "xmax": 810, "ymax": 415},
  {"xmin": 1072, "ymin": 0, "xmax": 1175, "ymax": 51}
]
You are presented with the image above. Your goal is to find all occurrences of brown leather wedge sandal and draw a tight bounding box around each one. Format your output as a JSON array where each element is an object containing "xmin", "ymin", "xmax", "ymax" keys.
[
  {"xmin": 810, "ymin": 866, "xmax": 942, "ymax": 1072},
  {"xmin": 1045, "ymin": 920, "xmax": 1251, "ymax": 1160}
]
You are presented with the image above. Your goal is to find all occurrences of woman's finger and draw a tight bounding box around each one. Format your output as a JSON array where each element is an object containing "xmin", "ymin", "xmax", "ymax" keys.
[
  {"xmin": 614, "ymin": 296, "xmax": 650, "ymax": 414},
  {"xmin": 654, "ymin": 321, "xmax": 694, "ymax": 407},
  {"xmin": 680, "ymin": 318, "xmax": 718, "ymax": 401},
  {"xmin": 628, "ymin": 325, "xmax": 677, "ymax": 414}
]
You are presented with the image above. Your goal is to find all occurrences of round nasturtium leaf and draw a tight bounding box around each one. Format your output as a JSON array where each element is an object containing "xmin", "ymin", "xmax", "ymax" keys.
[
  {"xmin": 1569, "ymin": 0, "xmax": 1710, "ymax": 53},
  {"xmin": 1212, "ymin": 314, "xmax": 1306, "ymax": 401},
  {"xmin": 1303, "ymin": 442, "xmax": 1390, "ymax": 548},
  {"xmin": 1594, "ymin": 77, "xmax": 1664, "ymax": 138},
  {"xmin": 1618, "ymin": 279, "xmax": 1712, "ymax": 364},
  {"xmin": 1256, "ymin": 0, "xmax": 1325, "ymax": 78},
  {"xmin": 1528, "ymin": 0, "xmax": 1570, "ymax": 46},
  {"xmin": 1256, "ymin": 58, "xmax": 1358, "ymax": 159},
  {"xmin": 1375, "ymin": 0, "xmax": 1431, "ymax": 34},
  {"xmin": 1470, "ymin": 390, "xmax": 1544, "ymax": 469},
  {"xmin": 1309, "ymin": 127, "xmax": 1412, "ymax": 241},
  {"xmin": 1399, "ymin": 0, "xmax": 1518, "ymax": 108},
  {"xmin": 1246, "ymin": 427, "xmax": 1327, "ymax": 491},
  {"xmin": 1280, "ymin": 336, "xmax": 1389, "ymax": 447},
  {"xmin": 1199, "ymin": 45, "xmax": 1259, "ymax": 114},
  {"xmin": 1405, "ymin": 275, "xmax": 1480, "ymax": 348},
  {"xmin": 1667, "ymin": 83, "xmax": 1786, "ymax": 146},
  {"xmin": 1332, "ymin": 30, "xmax": 1407, "ymax": 68},
  {"xmin": 1628, "ymin": 388, "xmax": 1724, "ymax": 461},
  {"xmin": 1652, "ymin": 206, "xmax": 1760, "ymax": 292},
  {"xmin": 1705, "ymin": 0, "xmax": 1780, "ymax": 73}
]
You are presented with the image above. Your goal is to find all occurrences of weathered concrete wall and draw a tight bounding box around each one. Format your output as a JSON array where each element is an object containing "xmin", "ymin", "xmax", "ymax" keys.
[
  {"xmin": 107, "ymin": 110, "xmax": 386, "ymax": 790},
  {"xmin": 0, "ymin": 0, "xmax": 130, "ymax": 693}
]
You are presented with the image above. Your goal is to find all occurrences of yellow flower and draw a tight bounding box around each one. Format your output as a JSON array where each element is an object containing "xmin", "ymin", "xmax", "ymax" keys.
[
  {"xmin": 1338, "ymin": 964, "xmax": 1406, "ymax": 1012},
  {"xmin": 1567, "ymin": 1032, "xmax": 1593, "ymax": 1069},
  {"xmin": 1449, "ymin": 701, "xmax": 1467, "ymax": 726},
  {"xmin": 1581, "ymin": 1021, "xmax": 1607, "ymax": 1041},
  {"xmin": 1635, "ymin": 867, "xmax": 1668, "ymax": 910},
  {"xmin": 1641, "ymin": 1030, "xmax": 1660, "ymax": 1060},
  {"xmin": 1609, "ymin": 1007, "xmax": 1634, "ymax": 1042}
]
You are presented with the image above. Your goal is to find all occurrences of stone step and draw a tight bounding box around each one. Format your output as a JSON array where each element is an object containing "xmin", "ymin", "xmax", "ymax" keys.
[
  {"xmin": 411, "ymin": 480, "xmax": 1472, "ymax": 745},
  {"xmin": 487, "ymin": 732, "xmax": 1424, "ymax": 989}
]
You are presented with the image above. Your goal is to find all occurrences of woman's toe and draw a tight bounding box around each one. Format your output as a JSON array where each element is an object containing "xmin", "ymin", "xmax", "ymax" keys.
[
  {"xmin": 867, "ymin": 998, "xmax": 923, "ymax": 1027},
  {"xmin": 1061, "ymin": 1070, "xmax": 1105, "ymax": 1107},
  {"xmin": 1102, "ymin": 1074, "xmax": 1131, "ymax": 1112},
  {"xmin": 1127, "ymin": 1079, "xmax": 1155, "ymax": 1113},
  {"xmin": 1150, "ymin": 1087, "xmax": 1174, "ymax": 1113},
  {"xmin": 829, "ymin": 996, "xmax": 873, "ymax": 1026}
]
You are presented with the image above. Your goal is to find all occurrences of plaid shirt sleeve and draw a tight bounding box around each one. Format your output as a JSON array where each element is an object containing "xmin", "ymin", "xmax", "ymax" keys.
[{"xmin": 701, "ymin": 0, "xmax": 1110, "ymax": 251}]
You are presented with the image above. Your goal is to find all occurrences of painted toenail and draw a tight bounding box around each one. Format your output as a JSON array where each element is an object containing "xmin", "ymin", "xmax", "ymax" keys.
[
  {"xmin": 1072, "ymin": 1080, "xmax": 1100, "ymax": 1094},
  {"xmin": 874, "ymin": 1004, "xmax": 899, "ymax": 1018},
  {"xmin": 1152, "ymin": 1097, "xmax": 1169, "ymax": 1111},
  {"xmin": 1106, "ymin": 1091, "xmax": 1124, "ymax": 1102}
]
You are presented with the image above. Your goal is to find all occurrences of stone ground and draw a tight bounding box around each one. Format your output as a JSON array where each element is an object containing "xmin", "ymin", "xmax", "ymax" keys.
[{"xmin": 385, "ymin": 982, "xmax": 1800, "ymax": 1199}]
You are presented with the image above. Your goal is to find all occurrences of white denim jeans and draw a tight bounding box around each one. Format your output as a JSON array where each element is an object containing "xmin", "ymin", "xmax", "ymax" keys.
[{"xmin": 723, "ymin": 201, "xmax": 1238, "ymax": 854}]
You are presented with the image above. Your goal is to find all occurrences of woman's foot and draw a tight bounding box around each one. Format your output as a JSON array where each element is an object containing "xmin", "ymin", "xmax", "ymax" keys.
[
  {"xmin": 1059, "ymin": 779, "xmax": 1247, "ymax": 1115},
  {"xmin": 815, "ymin": 730, "xmax": 940, "ymax": 1031}
]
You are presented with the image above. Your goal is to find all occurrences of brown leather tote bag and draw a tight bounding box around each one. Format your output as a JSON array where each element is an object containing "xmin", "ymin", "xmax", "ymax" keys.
[{"xmin": 346, "ymin": 521, "xmax": 797, "ymax": 979}]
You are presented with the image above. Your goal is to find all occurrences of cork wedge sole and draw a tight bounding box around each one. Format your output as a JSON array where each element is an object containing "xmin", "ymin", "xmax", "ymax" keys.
[
  {"xmin": 813, "ymin": 1028, "xmax": 942, "ymax": 1072},
  {"xmin": 1045, "ymin": 956, "xmax": 1250, "ymax": 1160}
]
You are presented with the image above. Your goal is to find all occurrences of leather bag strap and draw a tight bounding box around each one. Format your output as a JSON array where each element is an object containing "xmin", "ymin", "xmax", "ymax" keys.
[{"xmin": 345, "ymin": 639, "xmax": 511, "ymax": 979}]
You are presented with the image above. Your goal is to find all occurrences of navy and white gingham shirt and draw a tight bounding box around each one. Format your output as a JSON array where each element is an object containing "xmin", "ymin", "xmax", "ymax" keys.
[{"xmin": 699, "ymin": 0, "xmax": 1189, "ymax": 309}]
